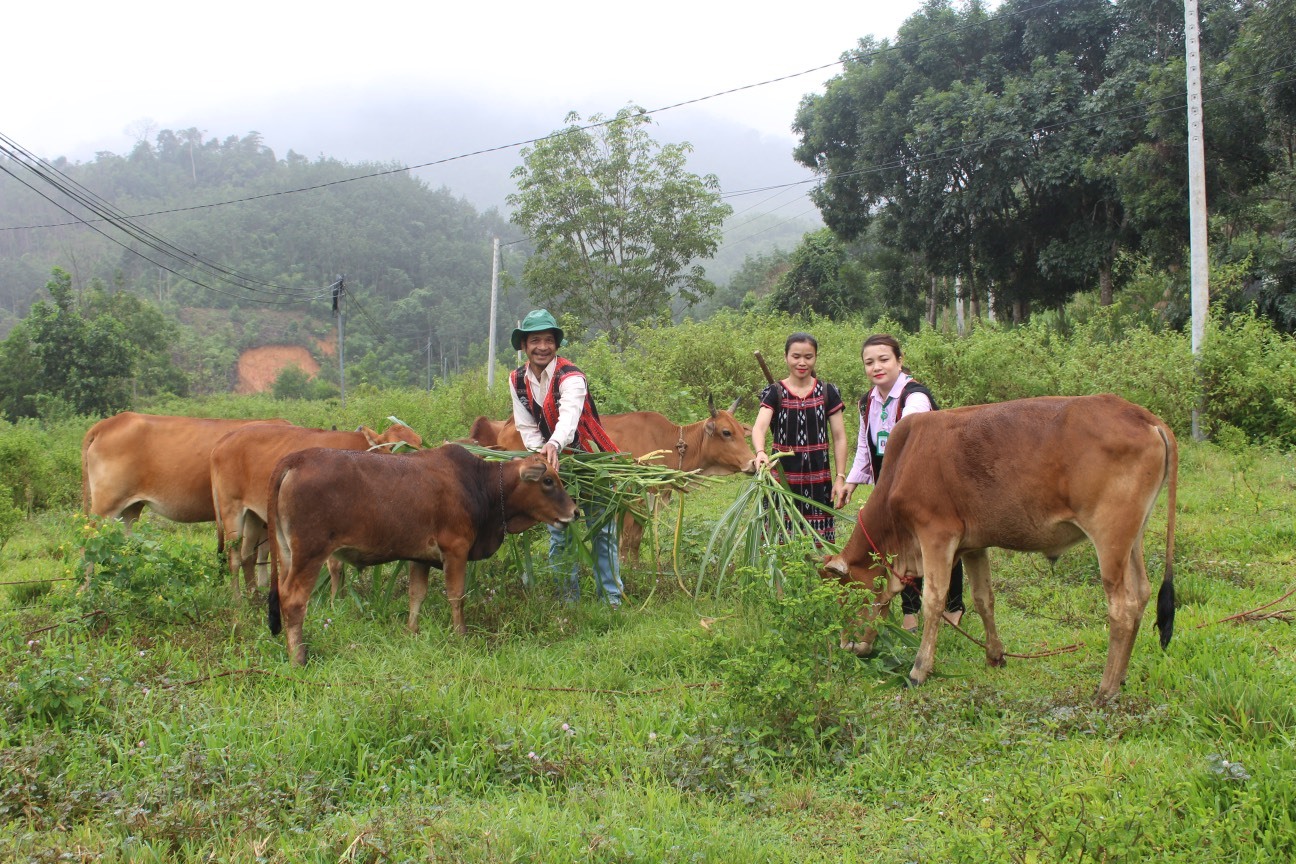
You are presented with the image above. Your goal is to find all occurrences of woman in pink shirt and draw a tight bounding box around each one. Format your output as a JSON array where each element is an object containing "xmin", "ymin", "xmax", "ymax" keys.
[{"xmin": 838, "ymin": 334, "xmax": 965, "ymax": 632}]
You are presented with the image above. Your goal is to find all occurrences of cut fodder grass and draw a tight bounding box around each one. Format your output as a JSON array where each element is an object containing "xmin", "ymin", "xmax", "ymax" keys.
[{"xmin": 697, "ymin": 457, "xmax": 846, "ymax": 597}]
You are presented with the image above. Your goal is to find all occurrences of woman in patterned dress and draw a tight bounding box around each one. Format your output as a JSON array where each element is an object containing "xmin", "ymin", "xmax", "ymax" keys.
[{"xmin": 750, "ymin": 333, "xmax": 849, "ymax": 543}]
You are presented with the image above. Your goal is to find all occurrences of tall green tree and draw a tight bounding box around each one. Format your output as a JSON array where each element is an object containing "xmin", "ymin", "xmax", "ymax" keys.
[
  {"xmin": 0, "ymin": 269, "xmax": 134, "ymax": 420},
  {"xmin": 508, "ymin": 105, "xmax": 731, "ymax": 345}
]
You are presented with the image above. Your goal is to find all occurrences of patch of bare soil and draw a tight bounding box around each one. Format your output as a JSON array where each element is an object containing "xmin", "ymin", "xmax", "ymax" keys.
[{"xmin": 236, "ymin": 345, "xmax": 320, "ymax": 394}]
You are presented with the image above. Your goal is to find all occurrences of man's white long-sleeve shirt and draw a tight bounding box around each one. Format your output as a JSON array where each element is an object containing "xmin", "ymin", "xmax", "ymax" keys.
[{"xmin": 510, "ymin": 358, "xmax": 588, "ymax": 452}]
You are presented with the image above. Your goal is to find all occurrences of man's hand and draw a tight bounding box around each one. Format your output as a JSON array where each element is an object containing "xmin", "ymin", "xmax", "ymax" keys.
[{"xmin": 540, "ymin": 441, "xmax": 560, "ymax": 472}]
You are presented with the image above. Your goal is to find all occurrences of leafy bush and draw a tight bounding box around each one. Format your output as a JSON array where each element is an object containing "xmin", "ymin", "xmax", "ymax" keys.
[
  {"xmin": 1200, "ymin": 311, "xmax": 1296, "ymax": 448},
  {"xmin": 75, "ymin": 519, "xmax": 222, "ymax": 626},
  {"xmin": 711, "ymin": 543, "xmax": 870, "ymax": 755}
]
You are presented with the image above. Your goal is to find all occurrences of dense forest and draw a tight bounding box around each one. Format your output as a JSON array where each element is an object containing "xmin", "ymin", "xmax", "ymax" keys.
[{"xmin": 0, "ymin": 0, "xmax": 1293, "ymax": 419}]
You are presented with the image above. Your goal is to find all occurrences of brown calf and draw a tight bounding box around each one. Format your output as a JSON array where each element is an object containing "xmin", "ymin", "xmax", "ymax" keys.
[{"xmin": 266, "ymin": 445, "xmax": 577, "ymax": 664}]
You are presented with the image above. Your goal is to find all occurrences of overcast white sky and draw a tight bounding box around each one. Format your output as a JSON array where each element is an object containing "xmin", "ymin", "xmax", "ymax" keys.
[{"xmin": 8, "ymin": 0, "xmax": 929, "ymax": 169}]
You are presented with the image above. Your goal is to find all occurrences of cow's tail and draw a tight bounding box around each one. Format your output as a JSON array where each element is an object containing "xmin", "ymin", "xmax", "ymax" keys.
[
  {"xmin": 1154, "ymin": 423, "xmax": 1178, "ymax": 649},
  {"xmin": 266, "ymin": 463, "xmax": 288, "ymax": 636}
]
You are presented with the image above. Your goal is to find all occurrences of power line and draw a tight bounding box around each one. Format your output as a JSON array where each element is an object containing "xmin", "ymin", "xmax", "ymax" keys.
[
  {"xmin": 0, "ymin": 134, "xmax": 329, "ymax": 304},
  {"xmin": 1, "ymin": 0, "xmax": 1081, "ymax": 233}
]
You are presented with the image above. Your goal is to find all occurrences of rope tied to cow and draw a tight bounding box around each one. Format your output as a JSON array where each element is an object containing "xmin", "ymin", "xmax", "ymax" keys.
[
  {"xmin": 497, "ymin": 461, "xmax": 507, "ymax": 534},
  {"xmin": 674, "ymin": 425, "xmax": 688, "ymax": 471},
  {"xmin": 852, "ymin": 509, "xmax": 1082, "ymax": 659}
]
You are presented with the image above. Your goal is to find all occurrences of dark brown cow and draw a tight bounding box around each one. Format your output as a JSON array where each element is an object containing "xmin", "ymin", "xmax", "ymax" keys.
[
  {"xmin": 824, "ymin": 394, "xmax": 1178, "ymax": 701},
  {"xmin": 602, "ymin": 398, "xmax": 756, "ymax": 562},
  {"xmin": 266, "ymin": 445, "xmax": 577, "ymax": 664},
  {"xmin": 82, "ymin": 412, "xmax": 290, "ymax": 526},
  {"xmin": 211, "ymin": 421, "xmax": 423, "ymax": 595},
  {"xmin": 468, "ymin": 399, "xmax": 756, "ymax": 562}
]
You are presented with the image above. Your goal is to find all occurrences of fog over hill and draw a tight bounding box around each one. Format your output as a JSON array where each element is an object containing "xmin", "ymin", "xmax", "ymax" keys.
[{"xmin": 186, "ymin": 88, "xmax": 822, "ymax": 249}]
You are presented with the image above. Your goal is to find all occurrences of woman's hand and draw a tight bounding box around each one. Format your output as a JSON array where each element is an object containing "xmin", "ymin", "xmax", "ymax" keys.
[
  {"xmin": 832, "ymin": 480, "xmax": 855, "ymax": 509},
  {"xmin": 754, "ymin": 449, "xmax": 769, "ymax": 471}
]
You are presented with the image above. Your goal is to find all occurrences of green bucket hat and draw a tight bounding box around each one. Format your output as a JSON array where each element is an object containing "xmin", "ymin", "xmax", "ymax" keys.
[{"xmin": 511, "ymin": 309, "xmax": 564, "ymax": 350}]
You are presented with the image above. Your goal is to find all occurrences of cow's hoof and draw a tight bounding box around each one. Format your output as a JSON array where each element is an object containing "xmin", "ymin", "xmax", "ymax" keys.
[
  {"xmin": 905, "ymin": 675, "xmax": 924, "ymax": 689},
  {"xmin": 988, "ymin": 654, "xmax": 1007, "ymax": 668}
]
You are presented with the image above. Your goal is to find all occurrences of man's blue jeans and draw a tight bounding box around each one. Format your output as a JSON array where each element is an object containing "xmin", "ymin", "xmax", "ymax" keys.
[{"xmin": 548, "ymin": 502, "xmax": 621, "ymax": 607}]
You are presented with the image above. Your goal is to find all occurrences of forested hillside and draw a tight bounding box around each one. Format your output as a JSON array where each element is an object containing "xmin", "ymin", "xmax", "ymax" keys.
[{"xmin": 0, "ymin": 132, "xmax": 530, "ymax": 386}]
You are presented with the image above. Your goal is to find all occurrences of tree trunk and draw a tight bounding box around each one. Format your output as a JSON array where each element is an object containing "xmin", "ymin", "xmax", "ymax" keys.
[
  {"xmin": 927, "ymin": 276, "xmax": 938, "ymax": 328},
  {"xmin": 1099, "ymin": 262, "xmax": 1114, "ymax": 306},
  {"xmin": 954, "ymin": 275, "xmax": 965, "ymax": 336}
]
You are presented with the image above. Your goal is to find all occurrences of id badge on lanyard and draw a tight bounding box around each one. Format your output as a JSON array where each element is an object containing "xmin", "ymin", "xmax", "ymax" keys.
[{"xmin": 875, "ymin": 393, "xmax": 895, "ymax": 456}]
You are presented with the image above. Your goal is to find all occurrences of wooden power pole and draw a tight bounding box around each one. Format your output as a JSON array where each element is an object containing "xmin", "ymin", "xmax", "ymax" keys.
[{"xmin": 333, "ymin": 275, "xmax": 346, "ymax": 409}]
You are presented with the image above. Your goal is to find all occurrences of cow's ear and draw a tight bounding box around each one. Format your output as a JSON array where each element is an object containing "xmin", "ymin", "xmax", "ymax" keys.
[
  {"xmin": 704, "ymin": 419, "xmax": 717, "ymax": 436},
  {"xmin": 520, "ymin": 460, "xmax": 547, "ymax": 482},
  {"xmin": 359, "ymin": 426, "xmax": 380, "ymax": 447}
]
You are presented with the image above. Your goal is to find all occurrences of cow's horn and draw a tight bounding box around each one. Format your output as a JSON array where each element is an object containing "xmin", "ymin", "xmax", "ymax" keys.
[
  {"xmin": 707, "ymin": 394, "xmax": 718, "ymax": 418},
  {"xmin": 727, "ymin": 397, "xmax": 740, "ymax": 414}
]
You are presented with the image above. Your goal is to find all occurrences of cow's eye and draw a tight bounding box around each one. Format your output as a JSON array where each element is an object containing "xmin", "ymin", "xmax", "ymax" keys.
[
  {"xmin": 722, "ymin": 429, "xmax": 731, "ymax": 437},
  {"xmin": 543, "ymin": 477, "xmax": 554, "ymax": 487}
]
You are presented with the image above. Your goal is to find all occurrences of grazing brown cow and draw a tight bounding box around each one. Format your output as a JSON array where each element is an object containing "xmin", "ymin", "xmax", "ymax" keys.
[
  {"xmin": 211, "ymin": 421, "xmax": 423, "ymax": 595},
  {"xmin": 266, "ymin": 445, "xmax": 577, "ymax": 664},
  {"xmin": 823, "ymin": 394, "xmax": 1178, "ymax": 702},
  {"xmin": 602, "ymin": 398, "xmax": 756, "ymax": 562},
  {"xmin": 82, "ymin": 412, "xmax": 291, "ymax": 526}
]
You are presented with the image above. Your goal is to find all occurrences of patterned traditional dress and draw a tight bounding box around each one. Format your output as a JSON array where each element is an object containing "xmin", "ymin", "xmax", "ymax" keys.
[{"xmin": 760, "ymin": 378, "xmax": 844, "ymax": 542}]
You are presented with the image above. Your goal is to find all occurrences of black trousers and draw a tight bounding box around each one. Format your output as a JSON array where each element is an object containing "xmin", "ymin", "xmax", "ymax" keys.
[{"xmin": 900, "ymin": 558, "xmax": 966, "ymax": 616}]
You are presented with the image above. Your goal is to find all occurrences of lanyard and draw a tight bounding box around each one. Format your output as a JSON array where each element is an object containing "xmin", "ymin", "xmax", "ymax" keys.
[{"xmin": 879, "ymin": 394, "xmax": 895, "ymax": 423}]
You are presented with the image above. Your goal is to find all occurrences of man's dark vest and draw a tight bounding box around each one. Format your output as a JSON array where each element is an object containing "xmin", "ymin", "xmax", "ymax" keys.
[
  {"xmin": 862, "ymin": 380, "xmax": 938, "ymax": 480},
  {"xmin": 511, "ymin": 358, "xmax": 620, "ymax": 454}
]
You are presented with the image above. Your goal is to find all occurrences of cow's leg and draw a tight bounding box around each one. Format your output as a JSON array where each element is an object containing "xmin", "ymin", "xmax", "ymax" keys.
[
  {"xmin": 407, "ymin": 561, "xmax": 430, "ymax": 633},
  {"xmin": 279, "ymin": 550, "xmax": 329, "ymax": 666},
  {"xmin": 327, "ymin": 558, "xmax": 345, "ymax": 600},
  {"xmin": 619, "ymin": 511, "xmax": 643, "ymax": 567},
  {"xmin": 909, "ymin": 541, "xmax": 957, "ymax": 687},
  {"xmin": 962, "ymin": 549, "xmax": 1004, "ymax": 667},
  {"xmin": 1096, "ymin": 540, "xmax": 1152, "ymax": 701},
  {"xmin": 443, "ymin": 554, "xmax": 468, "ymax": 636}
]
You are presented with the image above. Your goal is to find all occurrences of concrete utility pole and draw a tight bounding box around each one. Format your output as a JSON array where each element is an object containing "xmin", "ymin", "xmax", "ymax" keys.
[
  {"xmin": 1185, "ymin": 0, "xmax": 1210, "ymax": 441},
  {"xmin": 333, "ymin": 275, "xmax": 346, "ymax": 409},
  {"xmin": 487, "ymin": 237, "xmax": 501, "ymax": 390}
]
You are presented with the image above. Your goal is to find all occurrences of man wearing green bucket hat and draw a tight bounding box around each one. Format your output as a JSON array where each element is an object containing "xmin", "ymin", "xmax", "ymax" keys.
[{"xmin": 509, "ymin": 309, "xmax": 623, "ymax": 607}]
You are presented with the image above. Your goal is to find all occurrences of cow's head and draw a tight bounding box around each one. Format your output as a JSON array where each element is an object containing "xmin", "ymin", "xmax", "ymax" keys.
[
  {"xmin": 504, "ymin": 454, "xmax": 578, "ymax": 532},
  {"xmin": 361, "ymin": 423, "xmax": 424, "ymax": 451},
  {"xmin": 696, "ymin": 396, "xmax": 757, "ymax": 476},
  {"xmin": 823, "ymin": 546, "xmax": 910, "ymax": 656}
]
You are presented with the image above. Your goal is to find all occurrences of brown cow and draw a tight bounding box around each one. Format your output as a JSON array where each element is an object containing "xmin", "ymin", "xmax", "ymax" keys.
[
  {"xmin": 211, "ymin": 421, "xmax": 423, "ymax": 596},
  {"xmin": 468, "ymin": 399, "xmax": 756, "ymax": 562},
  {"xmin": 82, "ymin": 412, "xmax": 290, "ymax": 526},
  {"xmin": 266, "ymin": 445, "xmax": 577, "ymax": 664},
  {"xmin": 823, "ymin": 394, "xmax": 1177, "ymax": 702},
  {"xmin": 468, "ymin": 415, "xmax": 524, "ymax": 450},
  {"xmin": 602, "ymin": 398, "xmax": 756, "ymax": 562}
]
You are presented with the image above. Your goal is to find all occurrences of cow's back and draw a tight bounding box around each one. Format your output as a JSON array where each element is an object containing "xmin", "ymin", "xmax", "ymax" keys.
[
  {"xmin": 83, "ymin": 412, "xmax": 288, "ymax": 523},
  {"xmin": 880, "ymin": 395, "xmax": 1172, "ymax": 555},
  {"xmin": 601, "ymin": 412, "xmax": 675, "ymax": 459},
  {"xmin": 212, "ymin": 425, "xmax": 375, "ymax": 521}
]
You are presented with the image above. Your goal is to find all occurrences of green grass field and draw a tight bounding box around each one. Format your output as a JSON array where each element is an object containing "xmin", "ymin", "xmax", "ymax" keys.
[{"xmin": 2, "ymin": 437, "xmax": 1294, "ymax": 863}]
